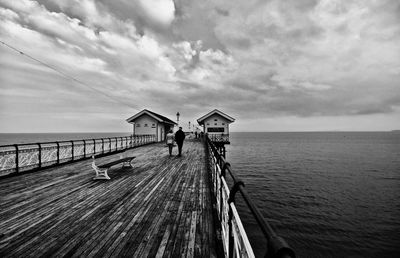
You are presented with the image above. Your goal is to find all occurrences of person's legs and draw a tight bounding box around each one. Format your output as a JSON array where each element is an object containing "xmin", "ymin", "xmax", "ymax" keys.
[
  {"xmin": 177, "ymin": 142, "xmax": 183, "ymax": 156},
  {"xmin": 168, "ymin": 144, "xmax": 172, "ymax": 156}
]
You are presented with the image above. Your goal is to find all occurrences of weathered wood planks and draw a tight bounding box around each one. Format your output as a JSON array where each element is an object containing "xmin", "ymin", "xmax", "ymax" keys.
[{"xmin": 0, "ymin": 140, "xmax": 221, "ymax": 257}]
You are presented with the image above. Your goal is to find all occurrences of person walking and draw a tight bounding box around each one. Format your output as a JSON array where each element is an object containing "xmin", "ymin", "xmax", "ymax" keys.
[
  {"xmin": 166, "ymin": 129, "xmax": 175, "ymax": 156},
  {"xmin": 174, "ymin": 127, "xmax": 186, "ymax": 157}
]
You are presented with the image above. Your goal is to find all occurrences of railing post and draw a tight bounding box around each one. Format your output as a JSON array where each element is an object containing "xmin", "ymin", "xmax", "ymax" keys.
[
  {"xmin": 93, "ymin": 139, "xmax": 96, "ymax": 154},
  {"xmin": 115, "ymin": 137, "xmax": 117, "ymax": 150},
  {"xmin": 56, "ymin": 142, "xmax": 60, "ymax": 164},
  {"xmin": 219, "ymin": 169, "xmax": 223, "ymax": 219},
  {"xmin": 220, "ymin": 162, "xmax": 230, "ymax": 218},
  {"xmin": 71, "ymin": 141, "xmax": 74, "ymax": 161},
  {"xmin": 227, "ymin": 181, "xmax": 245, "ymax": 258},
  {"xmin": 83, "ymin": 140, "xmax": 86, "ymax": 158},
  {"xmin": 109, "ymin": 138, "xmax": 112, "ymax": 152},
  {"xmin": 38, "ymin": 143, "xmax": 42, "ymax": 168},
  {"xmin": 14, "ymin": 144, "xmax": 19, "ymax": 173},
  {"xmin": 101, "ymin": 139, "xmax": 104, "ymax": 154},
  {"xmin": 228, "ymin": 204, "xmax": 233, "ymax": 258}
]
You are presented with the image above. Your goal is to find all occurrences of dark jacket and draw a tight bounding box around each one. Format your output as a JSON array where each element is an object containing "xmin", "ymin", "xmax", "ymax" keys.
[{"xmin": 175, "ymin": 130, "xmax": 186, "ymax": 143}]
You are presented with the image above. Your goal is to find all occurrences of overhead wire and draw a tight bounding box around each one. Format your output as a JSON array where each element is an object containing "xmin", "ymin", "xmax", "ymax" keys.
[{"xmin": 0, "ymin": 39, "xmax": 137, "ymax": 110}]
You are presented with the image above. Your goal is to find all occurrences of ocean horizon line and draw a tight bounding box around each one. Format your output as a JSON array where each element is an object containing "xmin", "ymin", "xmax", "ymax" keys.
[{"xmin": 0, "ymin": 130, "xmax": 398, "ymax": 134}]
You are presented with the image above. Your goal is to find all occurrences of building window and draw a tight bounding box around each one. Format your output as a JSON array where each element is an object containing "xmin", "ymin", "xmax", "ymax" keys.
[
  {"xmin": 222, "ymin": 123, "xmax": 225, "ymax": 125},
  {"xmin": 136, "ymin": 124, "xmax": 140, "ymax": 127},
  {"xmin": 206, "ymin": 123, "xmax": 210, "ymax": 125},
  {"xmin": 152, "ymin": 123, "xmax": 156, "ymax": 128},
  {"xmin": 208, "ymin": 127, "xmax": 224, "ymax": 132},
  {"xmin": 214, "ymin": 123, "xmax": 217, "ymax": 125},
  {"xmin": 144, "ymin": 124, "xmax": 148, "ymax": 127},
  {"xmin": 214, "ymin": 119, "xmax": 218, "ymax": 121}
]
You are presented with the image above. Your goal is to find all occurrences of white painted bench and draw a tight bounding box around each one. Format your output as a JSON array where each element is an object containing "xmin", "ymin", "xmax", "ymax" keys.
[{"xmin": 91, "ymin": 153, "xmax": 136, "ymax": 180}]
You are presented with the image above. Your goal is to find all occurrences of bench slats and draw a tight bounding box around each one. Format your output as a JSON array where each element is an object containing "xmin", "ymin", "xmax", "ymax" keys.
[{"xmin": 92, "ymin": 155, "xmax": 135, "ymax": 180}]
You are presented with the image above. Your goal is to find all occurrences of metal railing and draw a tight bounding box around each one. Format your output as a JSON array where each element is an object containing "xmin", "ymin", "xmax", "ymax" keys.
[
  {"xmin": 0, "ymin": 134, "xmax": 156, "ymax": 177},
  {"xmin": 209, "ymin": 133, "xmax": 230, "ymax": 143},
  {"xmin": 205, "ymin": 135, "xmax": 295, "ymax": 258}
]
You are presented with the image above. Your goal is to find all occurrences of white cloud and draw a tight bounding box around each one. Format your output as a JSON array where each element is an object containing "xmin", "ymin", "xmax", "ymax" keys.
[
  {"xmin": 299, "ymin": 82, "xmax": 331, "ymax": 91},
  {"xmin": 0, "ymin": 6, "xmax": 19, "ymax": 20},
  {"xmin": 137, "ymin": 35, "xmax": 163, "ymax": 59},
  {"xmin": 173, "ymin": 41, "xmax": 196, "ymax": 61},
  {"xmin": 195, "ymin": 49, "xmax": 237, "ymax": 81},
  {"xmin": 138, "ymin": 0, "xmax": 175, "ymax": 25}
]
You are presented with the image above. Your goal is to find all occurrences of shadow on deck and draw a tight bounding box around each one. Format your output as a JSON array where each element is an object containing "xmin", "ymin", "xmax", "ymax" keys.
[{"xmin": 0, "ymin": 140, "xmax": 220, "ymax": 257}]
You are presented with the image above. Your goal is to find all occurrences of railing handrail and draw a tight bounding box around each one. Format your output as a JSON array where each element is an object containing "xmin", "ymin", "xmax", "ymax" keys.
[
  {"xmin": 0, "ymin": 134, "xmax": 155, "ymax": 148},
  {"xmin": 205, "ymin": 135, "xmax": 295, "ymax": 258}
]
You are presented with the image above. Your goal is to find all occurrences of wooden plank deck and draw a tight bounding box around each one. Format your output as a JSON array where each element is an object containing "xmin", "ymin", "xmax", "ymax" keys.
[{"xmin": 0, "ymin": 140, "xmax": 221, "ymax": 257}]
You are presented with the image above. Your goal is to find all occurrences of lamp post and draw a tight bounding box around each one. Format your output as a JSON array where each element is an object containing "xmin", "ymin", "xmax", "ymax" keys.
[{"xmin": 176, "ymin": 112, "xmax": 180, "ymax": 126}]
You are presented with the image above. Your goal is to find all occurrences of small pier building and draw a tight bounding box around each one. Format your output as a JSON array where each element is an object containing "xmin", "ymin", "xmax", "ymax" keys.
[
  {"xmin": 197, "ymin": 109, "xmax": 235, "ymax": 157},
  {"xmin": 126, "ymin": 109, "xmax": 176, "ymax": 142},
  {"xmin": 197, "ymin": 109, "xmax": 235, "ymax": 143}
]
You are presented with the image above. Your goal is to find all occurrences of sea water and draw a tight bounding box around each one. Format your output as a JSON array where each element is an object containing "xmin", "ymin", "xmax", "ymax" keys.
[
  {"xmin": 0, "ymin": 133, "xmax": 129, "ymax": 146},
  {"xmin": 226, "ymin": 132, "xmax": 400, "ymax": 258}
]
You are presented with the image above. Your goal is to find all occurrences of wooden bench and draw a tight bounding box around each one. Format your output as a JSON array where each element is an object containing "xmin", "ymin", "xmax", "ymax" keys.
[{"xmin": 91, "ymin": 154, "xmax": 136, "ymax": 180}]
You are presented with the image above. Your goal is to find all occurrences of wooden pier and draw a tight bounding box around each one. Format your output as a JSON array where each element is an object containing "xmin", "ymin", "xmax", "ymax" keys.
[{"xmin": 0, "ymin": 140, "xmax": 221, "ymax": 257}]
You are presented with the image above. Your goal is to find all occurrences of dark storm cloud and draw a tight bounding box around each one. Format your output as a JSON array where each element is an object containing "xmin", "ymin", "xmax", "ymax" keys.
[{"xmin": 215, "ymin": 7, "xmax": 229, "ymax": 17}]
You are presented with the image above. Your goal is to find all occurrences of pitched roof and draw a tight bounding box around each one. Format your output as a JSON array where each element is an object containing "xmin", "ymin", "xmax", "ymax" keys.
[
  {"xmin": 126, "ymin": 109, "xmax": 177, "ymax": 125},
  {"xmin": 197, "ymin": 109, "xmax": 235, "ymax": 125}
]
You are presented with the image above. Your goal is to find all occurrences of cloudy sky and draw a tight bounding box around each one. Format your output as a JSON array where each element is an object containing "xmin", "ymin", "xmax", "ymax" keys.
[{"xmin": 0, "ymin": 0, "xmax": 399, "ymax": 132}]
